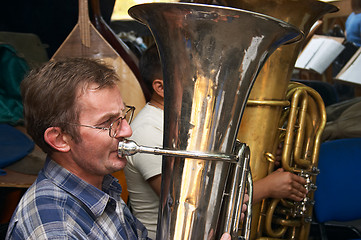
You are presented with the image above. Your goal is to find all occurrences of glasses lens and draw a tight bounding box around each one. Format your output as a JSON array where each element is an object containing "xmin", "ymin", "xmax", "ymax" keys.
[
  {"xmin": 110, "ymin": 117, "xmax": 122, "ymax": 138},
  {"xmin": 125, "ymin": 106, "xmax": 135, "ymax": 124},
  {"xmin": 110, "ymin": 106, "xmax": 134, "ymax": 138}
]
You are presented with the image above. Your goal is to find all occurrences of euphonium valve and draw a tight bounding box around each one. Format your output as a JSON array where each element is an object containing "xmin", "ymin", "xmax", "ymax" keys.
[{"xmin": 128, "ymin": 2, "xmax": 302, "ymax": 239}]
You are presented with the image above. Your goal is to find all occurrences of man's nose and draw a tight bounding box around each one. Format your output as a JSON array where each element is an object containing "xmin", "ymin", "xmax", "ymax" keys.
[{"xmin": 115, "ymin": 119, "xmax": 132, "ymax": 139}]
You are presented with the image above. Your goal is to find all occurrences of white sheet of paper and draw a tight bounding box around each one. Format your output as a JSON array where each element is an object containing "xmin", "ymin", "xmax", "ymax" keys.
[
  {"xmin": 338, "ymin": 53, "xmax": 361, "ymax": 84},
  {"xmin": 295, "ymin": 37, "xmax": 345, "ymax": 74}
]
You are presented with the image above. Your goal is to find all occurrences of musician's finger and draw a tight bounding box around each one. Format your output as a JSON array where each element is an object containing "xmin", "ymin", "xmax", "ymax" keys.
[
  {"xmin": 220, "ymin": 233, "xmax": 231, "ymax": 240},
  {"xmin": 243, "ymin": 193, "xmax": 249, "ymax": 203},
  {"xmin": 292, "ymin": 173, "xmax": 307, "ymax": 185},
  {"xmin": 292, "ymin": 181, "xmax": 308, "ymax": 195},
  {"xmin": 291, "ymin": 185, "xmax": 307, "ymax": 200},
  {"xmin": 241, "ymin": 212, "xmax": 245, "ymax": 221}
]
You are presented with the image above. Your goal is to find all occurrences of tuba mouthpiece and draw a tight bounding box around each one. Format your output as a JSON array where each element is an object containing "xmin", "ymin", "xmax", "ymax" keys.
[{"xmin": 118, "ymin": 139, "xmax": 139, "ymax": 157}]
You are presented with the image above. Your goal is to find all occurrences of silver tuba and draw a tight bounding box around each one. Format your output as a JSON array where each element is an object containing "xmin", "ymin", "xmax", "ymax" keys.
[{"xmin": 120, "ymin": 2, "xmax": 302, "ymax": 239}]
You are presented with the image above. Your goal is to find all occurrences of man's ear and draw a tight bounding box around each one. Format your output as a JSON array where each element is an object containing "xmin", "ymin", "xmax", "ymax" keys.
[
  {"xmin": 44, "ymin": 127, "xmax": 71, "ymax": 152},
  {"xmin": 152, "ymin": 79, "xmax": 164, "ymax": 98}
]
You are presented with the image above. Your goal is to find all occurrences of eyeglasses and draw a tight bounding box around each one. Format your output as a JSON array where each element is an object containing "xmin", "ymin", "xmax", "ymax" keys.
[{"xmin": 68, "ymin": 105, "xmax": 135, "ymax": 138}]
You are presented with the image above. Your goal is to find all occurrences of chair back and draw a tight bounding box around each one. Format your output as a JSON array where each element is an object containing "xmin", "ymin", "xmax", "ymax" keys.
[{"xmin": 314, "ymin": 138, "xmax": 361, "ymax": 223}]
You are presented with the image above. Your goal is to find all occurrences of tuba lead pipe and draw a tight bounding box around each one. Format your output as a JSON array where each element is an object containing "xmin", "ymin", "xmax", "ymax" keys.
[{"xmin": 128, "ymin": 2, "xmax": 302, "ymax": 239}]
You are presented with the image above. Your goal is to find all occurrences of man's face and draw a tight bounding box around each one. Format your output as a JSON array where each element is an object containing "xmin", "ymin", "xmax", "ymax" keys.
[{"xmin": 67, "ymin": 83, "xmax": 132, "ymax": 180}]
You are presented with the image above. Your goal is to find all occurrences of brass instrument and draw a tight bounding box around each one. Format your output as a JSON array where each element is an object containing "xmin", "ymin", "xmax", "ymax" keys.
[
  {"xmin": 259, "ymin": 81, "xmax": 327, "ymax": 240},
  {"xmin": 122, "ymin": 2, "xmax": 302, "ymax": 239},
  {"xmin": 210, "ymin": 0, "xmax": 336, "ymax": 239}
]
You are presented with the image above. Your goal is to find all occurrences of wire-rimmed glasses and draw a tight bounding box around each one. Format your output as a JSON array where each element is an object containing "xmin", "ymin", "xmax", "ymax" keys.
[{"xmin": 68, "ymin": 105, "xmax": 135, "ymax": 138}]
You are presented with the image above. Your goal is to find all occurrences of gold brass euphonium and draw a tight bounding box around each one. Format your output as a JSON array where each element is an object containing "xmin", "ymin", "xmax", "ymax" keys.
[
  {"xmin": 210, "ymin": 0, "xmax": 337, "ymax": 239},
  {"xmin": 263, "ymin": 81, "xmax": 327, "ymax": 240},
  {"xmin": 124, "ymin": 2, "xmax": 302, "ymax": 239}
]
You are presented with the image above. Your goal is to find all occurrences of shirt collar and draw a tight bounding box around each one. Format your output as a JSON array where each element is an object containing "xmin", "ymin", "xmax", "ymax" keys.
[{"xmin": 42, "ymin": 157, "xmax": 123, "ymax": 218}]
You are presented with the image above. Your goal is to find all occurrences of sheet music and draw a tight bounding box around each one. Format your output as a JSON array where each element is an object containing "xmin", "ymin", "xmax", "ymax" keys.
[
  {"xmin": 295, "ymin": 38, "xmax": 323, "ymax": 69},
  {"xmin": 337, "ymin": 52, "xmax": 361, "ymax": 84},
  {"xmin": 295, "ymin": 37, "xmax": 345, "ymax": 74}
]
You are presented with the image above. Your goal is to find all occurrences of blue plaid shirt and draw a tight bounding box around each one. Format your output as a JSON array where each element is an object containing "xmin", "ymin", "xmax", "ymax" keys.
[{"xmin": 6, "ymin": 158, "xmax": 150, "ymax": 240}]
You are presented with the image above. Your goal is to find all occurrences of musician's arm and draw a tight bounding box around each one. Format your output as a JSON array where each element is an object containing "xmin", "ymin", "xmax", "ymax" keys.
[{"xmin": 147, "ymin": 174, "xmax": 162, "ymax": 196}]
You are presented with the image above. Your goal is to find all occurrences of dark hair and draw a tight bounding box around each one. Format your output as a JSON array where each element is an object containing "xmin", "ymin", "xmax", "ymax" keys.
[
  {"xmin": 352, "ymin": 0, "xmax": 361, "ymax": 12},
  {"xmin": 21, "ymin": 58, "xmax": 119, "ymax": 154},
  {"xmin": 139, "ymin": 44, "xmax": 163, "ymax": 94}
]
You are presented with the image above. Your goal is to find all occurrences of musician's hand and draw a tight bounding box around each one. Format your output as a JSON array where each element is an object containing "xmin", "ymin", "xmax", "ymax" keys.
[
  {"xmin": 267, "ymin": 168, "xmax": 307, "ymax": 201},
  {"xmin": 217, "ymin": 193, "xmax": 249, "ymax": 240},
  {"xmin": 220, "ymin": 233, "xmax": 231, "ymax": 240},
  {"xmin": 241, "ymin": 193, "xmax": 249, "ymax": 221},
  {"xmin": 253, "ymin": 168, "xmax": 308, "ymax": 203}
]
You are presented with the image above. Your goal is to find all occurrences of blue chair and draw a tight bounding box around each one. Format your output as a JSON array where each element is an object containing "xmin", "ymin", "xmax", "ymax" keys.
[{"xmin": 313, "ymin": 138, "xmax": 361, "ymax": 240}]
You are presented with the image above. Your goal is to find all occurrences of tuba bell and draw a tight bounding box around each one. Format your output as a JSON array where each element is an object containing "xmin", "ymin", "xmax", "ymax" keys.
[
  {"xmin": 205, "ymin": 0, "xmax": 336, "ymax": 239},
  {"xmin": 122, "ymin": 2, "xmax": 302, "ymax": 239}
]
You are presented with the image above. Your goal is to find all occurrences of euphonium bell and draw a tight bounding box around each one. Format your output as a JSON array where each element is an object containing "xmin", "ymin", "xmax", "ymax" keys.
[
  {"xmin": 214, "ymin": 1, "xmax": 337, "ymax": 239},
  {"xmin": 127, "ymin": 3, "xmax": 302, "ymax": 239}
]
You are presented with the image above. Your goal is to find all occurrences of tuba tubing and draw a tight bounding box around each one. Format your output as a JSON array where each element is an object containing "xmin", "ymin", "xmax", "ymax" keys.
[
  {"xmin": 118, "ymin": 140, "xmax": 253, "ymax": 239},
  {"xmin": 219, "ymin": 142, "xmax": 253, "ymax": 240},
  {"xmin": 128, "ymin": 2, "xmax": 302, "ymax": 239},
  {"xmin": 119, "ymin": 139, "xmax": 238, "ymax": 163}
]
